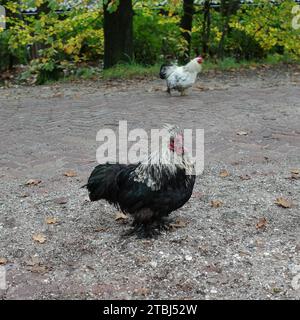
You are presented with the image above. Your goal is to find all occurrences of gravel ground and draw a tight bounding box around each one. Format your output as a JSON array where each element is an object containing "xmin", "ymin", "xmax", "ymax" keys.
[{"xmin": 0, "ymin": 65, "xmax": 300, "ymax": 300}]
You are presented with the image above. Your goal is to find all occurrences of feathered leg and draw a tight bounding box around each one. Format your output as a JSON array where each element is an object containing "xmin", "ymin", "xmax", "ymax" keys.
[
  {"xmin": 167, "ymin": 87, "xmax": 171, "ymax": 96},
  {"xmin": 180, "ymin": 89, "xmax": 187, "ymax": 96},
  {"xmin": 123, "ymin": 209, "xmax": 161, "ymax": 238},
  {"xmin": 155, "ymin": 215, "xmax": 174, "ymax": 231},
  {"xmin": 123, "ymin": 221, "xmax": 160, "ymax": 238}
]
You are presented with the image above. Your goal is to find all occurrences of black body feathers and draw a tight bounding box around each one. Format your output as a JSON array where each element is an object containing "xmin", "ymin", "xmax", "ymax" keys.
[{"xmin": 85, "ymin": 162, "xmax": 195, "ymax": 237}]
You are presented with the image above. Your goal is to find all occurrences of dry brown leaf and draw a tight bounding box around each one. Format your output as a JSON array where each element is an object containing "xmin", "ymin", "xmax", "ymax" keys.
[
  {"xmin": 211, "ymin": 200, "xmax": 223, "ymax": 208},
  {"xmin": 169, "ymin": 218, "xmax": 187, "ymax": 229},
  {"xmin": 20, "ymin": 192, "xmax": 30, "ymax": 198},
  {"xmin": 134, "ymin": 287, "xmax": 150, "ymax": 296},
  {"xmin": 115, "ymin": 212, "xmax": 128, "ymax": 221},
  {"xmin": 46, "ymin": 217, "xmax": 58, "ymax": 225},
  {"xmin": 195, "ymin": 85, "xmax": 209, "ymax": 91},
  {"xmin": 53, "ymin": 197, "xmax": 68, "ymax": 204},
  {"xmin": 94, "ymin": 227, "xmax": 109, "ymax": 232},
  {"xmin": 52, "ymin": 92, "xmax": 63, "ymax": 98},
  {"xmin": 256, "ymin": 217, "xmax": 267, "ymax": 230},
  {"xmin": 219, "ymin": 170, "xmax": 230, "ymax": 178},
  {"xmin": 239, "ymin": 174, "xmax": 251, "ymax": 180},
  {"xmin": 0, "ymin": 257, "xmax": 7, "ymax": 265},
  {"xmin": 290, "ymin": 173, "xmax": 300, "ymax": 180},
  {"xmin": 135, "ymin": 256, "xmax": 149, "ymax": 265},
  {"xmin": 272, "ymin": 287, "xmax": 282, "ymax": 294},
  {"xmin": 203, "ymin": 264, "xmax": 222, "ymax": 273},
  {"xmin": 32, "ymin": 233, "xmax": 46, "ymax": 244},
  {"xmin": 274, "ymin": 197, "xmax": 292, "ymax": 208},
  {"xmin": 236, "ymin": 131, "xmax": 248, "ymax": 136},
  {"xmin": 63, "ymin": 170, "xmax": 77, "ymax": 177},
  {"xmin": 25, "ymin": 179, "xmax": 41, "ymax": 186},
  {"xmin": 29, "ymin": 265, "xmax": 48, "ymax": 274},
  {"xmin": 290, "ymin": 169, "xmax": 299, "ymax": 174}
]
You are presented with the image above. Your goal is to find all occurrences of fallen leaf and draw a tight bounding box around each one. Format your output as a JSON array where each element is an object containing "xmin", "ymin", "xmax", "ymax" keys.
[
  {"xmin": 290, "ymin": 173, "xmax": 300, "ymax": 180},
  {"xmin": 203, "ymin": 264, "xmax": 222, "ymax": 273},
  {"xmin": 237, "ymin": 131, "xmax": 248, "ymax": 136},
  {"xmin": 211, "ymin": 200, "xmax": 223, "ymax": 208},
  {"xmin": 115, "ymin": 212, "xmax": 128, "ymax": 221},
  {"xmin": 46, "ymin": 217, "xmax": 58, "ymax": 225},
  {"xmin": 256, "ymin": 217, "xmax": 267, "ymax": 230},
  {"xmin": 94, "ymin": 227, "xmax": 109, "ymax": 232},
  {"xmin": 169, "ymin": 218, "xmax": 187, "ymax": 229},
  {"xmin": 272, "ymin": 288, "xmax": 281, "ymax": 294},
  {"xmin": 63, "ymin": 170, "xmax": 77, "ymax": 177},
  {"xmin": 0, "ymin": 257, "xmax": 7, "ymax": 265},
  {"xmin": 86, "ymin": 265, "xmax": 95, "ymax": 270},
  {"xmin": 29, "ymin": 265, "xmax": 48, "ymax": 274},
  {"xmin": 25, "ymin": 179, "xmax": 41, "ymax": 186},
  {"xmin": 239, "ymin": 174, "xmax": 251, "ymax": 180},
  {"xmin": 195, "ymin": 85, "xmax": 208, "ymax": 91},
  {"xmin": 275, "ymin": 197, "xmax": 292, "ymax": 208},
  {"xmin": 19, "ymin": 192, "xmax": 30, "ymax": 198},
  {"xmin": 219, "ymin": 170, "xmax": 230, "ymax": 178},
  {"xmin": 290, "ymin": 169, "xmax": 299, "ymax": 175},
  {"xmin": 32, "ymin": 234, "xmax": 46, "ymax": 244},
  {"xmin": 255, "ymin": 239, "xmax": 264, "ymax": 247},
  {"xmin": 52, "ymin": 92, "xmax": 63, "ymax": 98},
  {"xmin": 134, "ymin": 287, "xmax": 150, "ymax": 296},
  {"xmin": 135, "ymin": 256, "xmax": 149, "ymax": 265},
  {"xmin": 53, "ymin": 197, "xmax": 68, "ymax": 205}
]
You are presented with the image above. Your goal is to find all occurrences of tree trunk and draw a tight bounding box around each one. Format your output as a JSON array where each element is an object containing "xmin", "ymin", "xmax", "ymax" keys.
[
  {"xmin": 217, "ymin": 0, "xmax": 240, "ymax": 59},
  {"xmin": 103, "ymin": 0, "xmax": 133, "ymax": 69},
  {"xmin": 29, "ymin": 1, "xmax": 51, "ymax": 60},
  {"xmin": 202, "ymin": 0, "xmax": 211, "ymax": 56},
  {"xmin": 180, "ymin": 0, "xmax": 194, "ymax": 63}
]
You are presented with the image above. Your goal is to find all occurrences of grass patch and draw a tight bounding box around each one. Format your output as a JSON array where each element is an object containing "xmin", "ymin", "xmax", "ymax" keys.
[
  {"xmin": 98, "ymin": 55, "xmax": 299, "ymax": 81},
  {"xmin": 203, "ymin": 54, "xmax": 300, "ymax": 72},
  {"xmin": 39, "ymin": 54, "xmax": 299, "ymax": 85},
  {"xmin": 101, "ymin": 63, "xmax": 160, "ymax": 80}
]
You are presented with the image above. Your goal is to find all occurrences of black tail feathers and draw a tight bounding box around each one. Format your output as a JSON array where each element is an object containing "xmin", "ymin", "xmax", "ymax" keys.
[{"xmin": 85, "ymin": 163, "xmax": 123, "ymax": 203}]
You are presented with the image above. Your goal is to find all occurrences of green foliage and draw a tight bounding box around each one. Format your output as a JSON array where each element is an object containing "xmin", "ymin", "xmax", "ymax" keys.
[
  {"xmin": 133, "ymin": 5, "xmax": 187, "ymax": 65},
  {"xmin": 230, "ymin": 0, "xmax": 300, "ymax": 59},
  {"xmin": 0, "ymin": 0, "xmax": 299, "ymax": 84},
  {"xmin": 3, "ymin": 0, "xmax": 104, "ymax": 83}
]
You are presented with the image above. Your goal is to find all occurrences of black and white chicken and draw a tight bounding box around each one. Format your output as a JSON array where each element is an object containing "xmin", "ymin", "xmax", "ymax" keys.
[
  {"xmin": 160, "ymin": 56, "xmax": 203, "ymax": 96},
  {"xmin": 84, "ymin": 125, "xmax": 195, "ymax": 238}
]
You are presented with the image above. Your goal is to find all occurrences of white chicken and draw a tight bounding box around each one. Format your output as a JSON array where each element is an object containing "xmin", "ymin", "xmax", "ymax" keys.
[{"xmin": 159, "ymin": 56, "xmax": 203, "ymax": 96}]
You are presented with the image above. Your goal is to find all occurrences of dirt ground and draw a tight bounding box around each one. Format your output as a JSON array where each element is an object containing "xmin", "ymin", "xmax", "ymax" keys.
[{"xmin": 0, "ymin": 65, "xmax": 300, "ymax": 300}]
